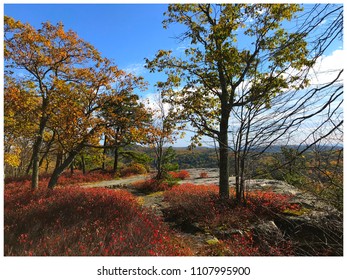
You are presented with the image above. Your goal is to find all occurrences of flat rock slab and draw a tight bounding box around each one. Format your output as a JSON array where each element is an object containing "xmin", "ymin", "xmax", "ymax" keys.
[
  {"xmin": 180, "ymin": 168, "xmax": 333, "ymax": 211},
  {"xmin": 80, "ymin": 174, "xmax": 150, "ymax": 188}
]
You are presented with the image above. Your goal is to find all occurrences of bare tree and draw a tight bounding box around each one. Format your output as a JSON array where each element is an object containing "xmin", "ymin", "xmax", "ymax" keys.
[
  {"xmin": 228, "ymin": 4, "xmax": 343, "ymax": 204},
  {"xmin": 147, "ymin": 94, "xmax": 180, "ymax": 180}
]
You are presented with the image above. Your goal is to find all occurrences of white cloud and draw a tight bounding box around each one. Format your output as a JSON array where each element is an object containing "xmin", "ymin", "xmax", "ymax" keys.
[
  {"xmin": 124, "ymin": 63, "xmax": 146, "ymax": 76},
  {"xmin": 140, "ymin": 92, "xmax": 171, "ymax": 117},
  {"xmin": 308, "ymin": 49, "xmax": 344, "ymax": 86},
  {"xmin": 270, "ymin": 49, "xmax": 343, "ymax": 89},
  {"xmin": 318, "ymin": 19, "xmax": 327, "ymax": 27}
]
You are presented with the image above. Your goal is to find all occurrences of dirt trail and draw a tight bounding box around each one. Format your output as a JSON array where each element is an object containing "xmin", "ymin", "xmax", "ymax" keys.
[
  {"xmin": 81, "ymin": 174, "xmax": 150, "ymax": 188},
  {"xmin": 79, "ymin": 172, "xmax": 209, "ymax": 253},
  {"xmin": 81, "ymin": 173, "xmax": 167, "ymax": 217}
]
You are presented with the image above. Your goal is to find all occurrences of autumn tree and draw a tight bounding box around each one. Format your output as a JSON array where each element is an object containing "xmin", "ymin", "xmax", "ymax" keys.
[
  {"xmin": 100, "ymin": 84, "xmax": 151, "ymax": 174},
  {"xmin": 45, "ymin": 60, "xmax": 147, "ymax": 188},
  {"xmin": 146, "ymin": 4, "xmax": 313, "ymax": 200},
  {"xmin": 4, "ymin": 17, "xmax": 101, "ymax": 188},
  {"xmin": 4, "ymin": 76, "xmax": 39, "ymax": 176},
  {"xmin": 4, "ymin": 16, "xmax": 145, "ymax": 189}
]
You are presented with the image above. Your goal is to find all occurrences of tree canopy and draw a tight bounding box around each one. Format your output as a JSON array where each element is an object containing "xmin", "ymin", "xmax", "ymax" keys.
[{"xmin": 4, "ymin": 16, "xmax": 148, "ymax": 188}]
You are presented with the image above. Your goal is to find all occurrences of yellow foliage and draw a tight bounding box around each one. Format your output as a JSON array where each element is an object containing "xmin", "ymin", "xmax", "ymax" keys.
[
  {"xmin": 206, "ymin": 237, "xmax": 219, "ymax": 245},
  {"xmin": 5, "ymin": 146, "xmax": 21, "ymax": 167}
]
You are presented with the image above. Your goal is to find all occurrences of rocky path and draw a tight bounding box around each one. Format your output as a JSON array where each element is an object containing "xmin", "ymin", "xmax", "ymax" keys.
[
  {"xmin": 80, "ymin": 168, "xmax": 334, "ymax": 226},
  {"xmin": 179, "ymin": 168, "xmax": 333, "ymax": 210},
  {"xmin": 78, "ymin": 169, "xmax": 341, "ymax": 255},
  {"xmin": 79, "ymin": 172, "xmax": 214, "ymax": 254},
  {"xmin": 81, "ymin": 174, "xmax": 150, "ymax": 188},
  {"xmin": 80, "ymin": 168, "xmax": 332, "ymax": 211},
  {"xmin": 81, "ymin": 173, "xmax": 167, "ymax": 218}
]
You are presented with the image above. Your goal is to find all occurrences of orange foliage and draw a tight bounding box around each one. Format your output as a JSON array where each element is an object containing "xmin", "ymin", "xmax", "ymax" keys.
[
  {"xmin": 133, "ymin": 179, "xmax": 171, "ymax": 193},
  {"xmin": 169, "ymin": 170, "xmax": 190, "ymax": 180}
]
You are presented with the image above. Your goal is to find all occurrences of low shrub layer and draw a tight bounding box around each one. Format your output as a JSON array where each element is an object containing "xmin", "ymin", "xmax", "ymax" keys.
[
  {"xmin": 5, "ymin": 170, "xmax": 114, "ymax": 189},
  {"xmin": 119, "ymin": 163, "xmax": 147, "ymax": 177},
  {"xmin": 168, "ymin": 170, "xmax": 190, "ymax": 180},
  {"xmin": 133, "ymin": 179, "xmax": 171, "ymax": 193},
  {"xmin": 4, "ymin": 185, "xmax": 192, "ymax": 256},
  {"xmin": 163, "ymin": 184, "xmax": 300, "ymax": 256},
  {"xmin": 164, "ymin": 184, "xmax": 299, "ymax": 224}
]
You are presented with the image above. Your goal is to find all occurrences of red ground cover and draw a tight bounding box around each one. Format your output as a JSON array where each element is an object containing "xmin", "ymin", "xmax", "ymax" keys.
[
  {"xmin": 132, "ymin": 178, "xmax": 171, "ymax": 193},
  {"xmin": 5, "ymin": 170, "xmax": 114, "ymax": 189},
  {"xmin": 4, "ymin": 184, "xmax": 192, "ymax": 256},
  {"xmin": 163, "ymin": 183, "xmax": 300, "ymax": 256},
  {"xmin": 168, "ymin": 170, "xmax": 190, "ymax": 180}
]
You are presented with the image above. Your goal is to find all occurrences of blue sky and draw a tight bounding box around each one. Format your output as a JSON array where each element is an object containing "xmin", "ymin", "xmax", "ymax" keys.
[{"xmin": 4, "ymin": 4, "xmax": 186, "ymax": 93}]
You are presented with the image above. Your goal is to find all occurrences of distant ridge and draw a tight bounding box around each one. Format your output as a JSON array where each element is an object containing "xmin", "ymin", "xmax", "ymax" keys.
[{"xmin": 171, "ymin": 144, "xmax": 343, "ymax": 153}]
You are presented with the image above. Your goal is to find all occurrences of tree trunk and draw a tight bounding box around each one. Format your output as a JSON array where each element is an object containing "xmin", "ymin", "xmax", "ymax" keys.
[
  {"xmin": 216, "ymin": 56, "xmax": 231, "ymax": 199},
  {"xmin": 31, "ymin": 100, "xmax": 49, "ymax": 189},
  {"xmin": 26, "ymin": 154, "xmax": 33, "ymax": 175},
  {"xmin": 213, "ymin": 138, "xmax": 220, "ymax": 168},
  {"xmin": 155, "ymin": 138, "xmax": 164, "ymax": 180},
  {"xmin": 45, "ymin": 157, "xmax": 49, "ymax": 174},
  {"xmin": 81, "ymin": 154, "xmax": 86, "ymax": 175},
  {"xmin": 39, "ymin": 131, "xmax": 55, "ymax": 168},
  {"xmin": 54, "ymin": 151, "xmax": 63, "ymax": 174},
  {"xmin": 48, "ymin": 151, "xmax": 77, "ymax": 189},
  {"xmin": 113, "ymin": 146, "xmax": 119, "ymax": 174},
  {"xmin": 47, "ymin": 127, "xmax": 98, "ymax": 189},
  {"xmin": 56, "ymin": 152, "xmax": 62, "ymax": 166},
  {"xmin": 156, "ymin": 156, "xmax": 163, "ymax": 180},
  {"xmin": 219, "ymin": 113, "xmax": 230, "ymax": 199},
  {"xmin": 31, "ymin": 136, "xmax": 43, "ymax": 190},
  {"xmin": 238, "ymin": 156, "xmax": 246, "ymax": 204},
  {"xmin": 102, "ymin": 135, "xmax": 107, "ymax": 170},
  {"xmin": 70, "ymin": 159, "xmax": 74, "ymax": 175},
  {"xmin": 234, "ymin": 151, "xmax": 240, "ymax": 200},
  {"xmin": 155, "ymin": 157, "xmax": 162, "ymax": 180}
]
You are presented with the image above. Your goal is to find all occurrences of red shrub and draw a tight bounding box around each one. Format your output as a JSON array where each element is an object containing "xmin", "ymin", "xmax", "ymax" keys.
[
  {"xmin": 119, "ymin": 163, "xmax": 147, "ymax": 177},
  {"xmin": 5, "ymin": 170, "xmax": 114, "ymax": 190},
  {"xmin": 164, "ymin": 185, "xmax": 299, "ymax": 225},
  {"xmin": 4, "ymin": 186, "xmax": 192, "ymax": 256},
  {"xmin": 58, "ymin": 170, "xmax": 114, "ymax": 186},
  {"xmin": 246, "ymin": 190, "xmax": 300, "ymax": 214},
  {"xmin": 163, "ymin": 184, "xmax": 220, "ymax": 224},
  {"xmin": 202, "ymin": 231, "xmax": 293, "ymax": 256},
  {"xmin": 163, "ymin": 184, "xmax": 299, "ymax": 256},
  {"xmin": 169, "ymin": 170, "xmax": 190, "ymax": 180},
  {"xmin": 199, "ymin": 172, "xmax": 209, "ymax": 178},
  {"xmin": 133, "ymin": 179, "xmax": 170, "ymax": 193}
]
